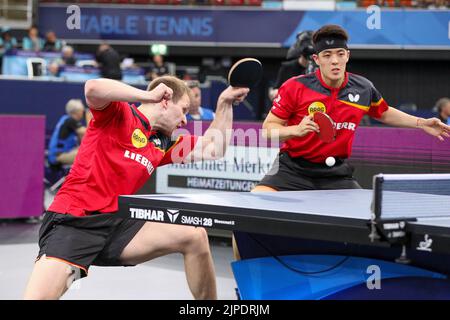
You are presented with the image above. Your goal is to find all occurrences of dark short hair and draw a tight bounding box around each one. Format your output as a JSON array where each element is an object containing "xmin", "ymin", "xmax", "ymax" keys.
[
  {"xmin": 313, "ymin": 25, "xmax": 349, "ymax": 45},
  {"xmin": 147, "ymin": 75, "xmax": 192, "ymax": 104}
]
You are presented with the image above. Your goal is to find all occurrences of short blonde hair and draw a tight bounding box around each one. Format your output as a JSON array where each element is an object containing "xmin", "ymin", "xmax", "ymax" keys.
[
  {"xmin": 147, "ymin": 75, "xmax": 192, "ymax": 104},
  {"xmin": 65, "ymin": 99, "xmax": 84, "ymax": 114}
]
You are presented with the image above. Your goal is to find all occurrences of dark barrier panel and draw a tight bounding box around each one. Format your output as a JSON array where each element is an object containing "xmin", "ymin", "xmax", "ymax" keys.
[
  {"xmin": 0, "ymin": 79, "xmax": 87, "ymax": 138},
  {"xmin": 0, "ymin": 115, "xmax": 45, "ymax": 218}
]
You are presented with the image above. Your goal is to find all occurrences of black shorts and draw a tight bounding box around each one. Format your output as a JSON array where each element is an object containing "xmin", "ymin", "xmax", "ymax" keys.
[
  {"xmin": 257, "ymin": 152, "xmax": 361, "ymax": 191},
  {"xmin": 37, "ymin": 211, "xmax": 146, "ymax": 278}
]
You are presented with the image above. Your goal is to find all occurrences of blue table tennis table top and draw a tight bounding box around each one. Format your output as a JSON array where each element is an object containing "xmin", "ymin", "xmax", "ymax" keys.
[
  {"xmin": 124, "ymin": 189, "xmax": 370, "ymax": 218},
  {"xmin": 121, "ymin": 189, "xmax": 450, "ymax": 229}
]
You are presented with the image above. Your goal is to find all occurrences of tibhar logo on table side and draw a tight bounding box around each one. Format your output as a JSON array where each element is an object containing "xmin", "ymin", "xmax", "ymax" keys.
[
  {"xmin": 128, "ymin": 208, "xmax": 234, "ymax": 228},
  {"xmin": 128, "ymin": 208, "xmax": 180, "ymax": 224},
  {"xmin": 129, "ymin": 208, "xmax": 164, "ymax": 221}
]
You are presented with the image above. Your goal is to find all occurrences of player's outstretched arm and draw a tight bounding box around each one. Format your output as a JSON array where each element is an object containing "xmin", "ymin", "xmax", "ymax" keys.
[
  {"xmin": 184, "ymin": 86, "xmax": 249, "ymax": 162},
  {"xmin": 378, "ymin": 107, "xmax": 450, "ymax": 141},
  {"xmin": 84, "ymin": 78, "xmax": 172, "ymax": 110}
]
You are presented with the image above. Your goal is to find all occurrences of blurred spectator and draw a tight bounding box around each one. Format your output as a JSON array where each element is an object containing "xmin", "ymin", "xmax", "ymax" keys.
[
  {"xmin": 121, "ymin": 57, "xmax": 137, "ymax": 70},
  {"xmin": 435, "ymin": 97, "xmax": 450, "ymax": 124},
  {"xmin": 0, "ymin": 27, "xmax": 18, "ymax": 71},
  {"xmin": 48, "ymin": 62, "xmax": 60, "ymax": 77},
  {"xmin": 22, "ymin": 26, "xmax": 44, "ymax": 52},
  {"xmin": 96, "ymin": 43, "xmax": 122, "ymax": 80},
  {"xmin": 61, "ymin": 45, "xmax": 77, "ymax": 66},
  {"xmin": 47, "ymin": 99, "xmax": 89, "ymax": 166},
  {"xmin": 186, "ymin": 80, "xmax": 215, "ymax": 121},
  {"xmin": 269, "ymin": 30, "xmax": 316, "ymax": 100},
  {"xmin": 146, "ymin": 54, "xmax": 171, "ymax": 81},
  {"xmin": 417, "ymin": 0, "xmax": 449, "ymax": 8},
  {"xmin": 43, "ymin": 31, "xmax": 64, "ymax": 52},
  {"xmin": 0, "ymin": 27, "xmax": 18, "ymax": 53},
  {"xmin": 198, "ymin": 57, "xmax": 228, "ymax": 82},
  {"xmin": 428, "ymin": 0, "xmax": 449, "ymax": 8},
  {"xmin": 48, "ymin": 45, "xmax": 77, "ymax": 77}
]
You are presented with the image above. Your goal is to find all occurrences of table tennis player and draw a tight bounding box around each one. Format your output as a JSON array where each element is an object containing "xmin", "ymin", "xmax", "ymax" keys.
[
  {"xmin": 232, "ymin": 24, "xmax": 450, "ymax": 260},
  {"xmin": 256, "ymin": 24, "xmax": 450, "ymax": 193},
  {"xmin": 24, "ymin": 76, "xmax": 249, "ymax": 300}
]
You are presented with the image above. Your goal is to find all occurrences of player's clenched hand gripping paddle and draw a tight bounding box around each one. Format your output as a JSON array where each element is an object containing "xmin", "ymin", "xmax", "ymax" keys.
[{"xmin": 313, "ymin": 112, "xmax": 336, "ymax": 143}]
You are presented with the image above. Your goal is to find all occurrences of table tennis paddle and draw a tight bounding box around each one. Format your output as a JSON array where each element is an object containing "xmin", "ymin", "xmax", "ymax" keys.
[
  {"xmin": 228, "ymin": 58, "xmax": 263, "ymax": 88},
  {"xmin": 313, "ymin": 112, "xmax": 336, "ymax": 143}
]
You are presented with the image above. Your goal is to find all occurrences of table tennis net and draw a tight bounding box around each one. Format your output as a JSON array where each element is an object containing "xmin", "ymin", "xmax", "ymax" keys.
[{"xmin": 373, "ymin": 174, "xmax": 450, "ymax": 220}]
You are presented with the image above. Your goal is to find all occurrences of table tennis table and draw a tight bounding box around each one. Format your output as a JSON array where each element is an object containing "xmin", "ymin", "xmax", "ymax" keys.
[{"xmin": 117, "ymin": 174, "xmax": 450, "ymax": 299}]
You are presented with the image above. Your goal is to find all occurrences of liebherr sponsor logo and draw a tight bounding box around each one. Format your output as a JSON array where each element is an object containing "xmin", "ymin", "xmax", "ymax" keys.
[{"xmin": 124, "ymin": 150, "xmax": 155, "ymax": 175}]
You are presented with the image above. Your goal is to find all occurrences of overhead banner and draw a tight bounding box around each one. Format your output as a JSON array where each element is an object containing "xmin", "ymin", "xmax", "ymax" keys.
[
  {"xmin": 39, "ymin": 4, "xmax": 450, "ymax": 48},
  {"xmin": 38, "ymin": 5, "xmax": 301, "ymax": 46}
]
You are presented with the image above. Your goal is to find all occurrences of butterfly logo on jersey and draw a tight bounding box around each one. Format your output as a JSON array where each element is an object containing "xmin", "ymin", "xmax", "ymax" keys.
[
  {"xmin": 348, "ymin": 93, "xmax": 360, "ymax": 103},
  {"xmin": 148, "ymin": 132, "xmax": 175, "ymax": 153},
  {"xmin": 308, "ymin": 102, "xmax": 327, "ymax": 115},
  {"xmin": 131, "ymin": 129, "xmax": 148, "ymax": 148},
  {"xmin": 151, "ymin": 137, "xmax": 162, "ymax": 147}
]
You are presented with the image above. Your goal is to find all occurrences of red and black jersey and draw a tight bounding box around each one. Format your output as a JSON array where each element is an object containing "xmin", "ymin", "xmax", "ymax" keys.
[
  {"xmin": 49, "ymin": 101, "xmax": 197, "ymax": 216},
  {"xmin": 271, "ymin": 69, "xmax": 389, "ymax": 163}
]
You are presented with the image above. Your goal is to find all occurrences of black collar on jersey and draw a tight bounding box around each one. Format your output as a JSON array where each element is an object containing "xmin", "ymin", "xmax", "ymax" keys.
[
  {"xmin": 129, "ymin": 105, "xmax": 170, "ymax": 139},
  {"xmin": 314, "ymin": 38, "xmax": 348, "ymax": 54},
  {"xmin": 129, "ymin": 105, "xmax": 149, "ymax": 131}
]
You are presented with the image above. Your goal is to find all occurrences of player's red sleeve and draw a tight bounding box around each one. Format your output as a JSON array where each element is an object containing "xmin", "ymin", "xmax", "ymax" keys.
[
  {"xmin": 89, "ymin": 101, "xmax": 128, "ymax": 127},
  {"xmin": 269, "ymin": 77, "xmax": 298, "ymax": 120},
  {"xmin": 159, "ymin": 135, "xmax": 199, "ymax": 166},
  {"xmin": 368, "ymin": 86, "xmax": 389, "ymax": 119}
]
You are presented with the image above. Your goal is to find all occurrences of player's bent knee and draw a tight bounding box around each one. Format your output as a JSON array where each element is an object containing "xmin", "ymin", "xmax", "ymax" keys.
[
  {"xmin": 190, "ymin": 227, "xmax": 209, "ymax": 247},
  {"xmin": 183, "ymin": 227, "xmax": 209, "ymax": 254}
]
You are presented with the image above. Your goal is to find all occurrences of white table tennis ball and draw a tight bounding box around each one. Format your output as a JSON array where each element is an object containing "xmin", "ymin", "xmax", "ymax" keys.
[{"xmin": 325, "ymin": 156, "xmax": 336, "ymax": 167}]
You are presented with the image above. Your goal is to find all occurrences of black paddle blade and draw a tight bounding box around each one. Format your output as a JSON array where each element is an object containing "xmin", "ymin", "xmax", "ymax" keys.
[{"xmin": 228, "ymin": 58, "xmax": 263, "ymax": 88}]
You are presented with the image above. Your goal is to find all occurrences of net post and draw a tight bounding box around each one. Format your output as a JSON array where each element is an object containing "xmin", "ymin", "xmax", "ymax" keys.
[{"xmin": 369, "ymin": 174, "xmax": 384, "ymax": 242}]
